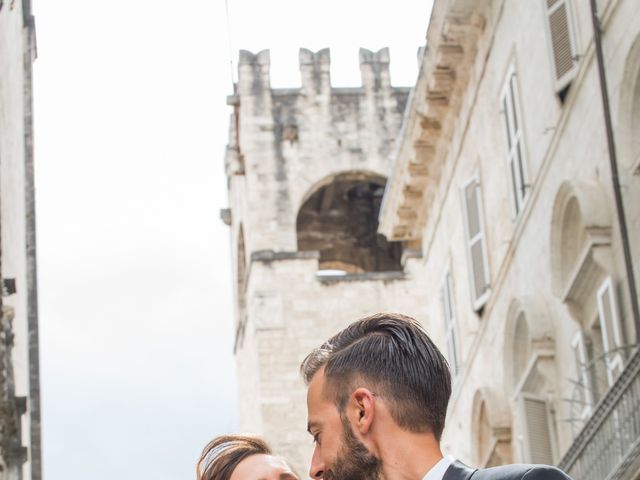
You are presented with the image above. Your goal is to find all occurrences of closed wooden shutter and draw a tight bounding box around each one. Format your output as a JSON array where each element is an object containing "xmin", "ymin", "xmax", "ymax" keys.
[
  {"xmin": 545, "ymin": 0, "xmax": 578, "ymax": 91},
  {"xmin": 501, "ymin": 68, "xmax": 528, "ymax": 216},
  {"xmin": 461, "ymin": 177, "xmax": 490, "ymax": 310},
  {"xmin": 440, "ymin": 271, "xmax": 460, "ymax": 376},
  {"xmin": 571, "ymin": 331, "xmax": 594, "ymax": 421},
  {"xmin": 597, "ymin": 277, "xmax": 624, "ymax": 384},
  {"xmin": 519, "ymin": 394, "xmax": 555, "ymax": 464}
]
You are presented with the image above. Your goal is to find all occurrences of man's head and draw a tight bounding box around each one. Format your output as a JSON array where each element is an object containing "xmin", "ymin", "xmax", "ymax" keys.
[{"xmin": 301, "ymin": 313, "xmax": 452, "ymax": 479}]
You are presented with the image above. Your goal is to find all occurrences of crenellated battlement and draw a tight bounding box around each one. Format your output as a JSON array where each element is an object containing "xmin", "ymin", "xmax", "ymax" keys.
[
  {"xmin": 299, "ymin": 48, "xmax": 330, "ymax": 95},
  {"xmin": 235, "ymin": 47, "xmax": 401, "ymax": 96},
  {"xmin": 359, "ymin": 47, "xmax": 392, "ymax": 91},
  {"xmin": 237, "ymin": 49, "xmax": 271, "ymax": 96},
  {"xmin": 227, "ymin": 46, "xmax": 410, "ymax": 182},
  {"xmin": 225, "ymin": 46, "xmax": 411, "ymax": 264}
]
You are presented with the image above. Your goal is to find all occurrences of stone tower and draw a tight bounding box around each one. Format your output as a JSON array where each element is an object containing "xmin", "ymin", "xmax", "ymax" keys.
[
  {"xmin": 0, "ymin": 2, "xmax": 41, "ymax": 479},
  {"xmin": 222, "ymin": 47, "xmax": 426, "ymax": 474}
]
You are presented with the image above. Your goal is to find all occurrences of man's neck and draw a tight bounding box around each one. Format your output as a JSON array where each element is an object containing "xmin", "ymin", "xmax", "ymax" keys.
[{"xmin": 376, "ymin": 431, "xmax": 443, "ymax": 480}]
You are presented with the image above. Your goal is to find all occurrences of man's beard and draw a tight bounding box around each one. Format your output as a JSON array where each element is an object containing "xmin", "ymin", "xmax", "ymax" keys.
[{"xmin": 323, "ymin": 417, "xmax": 383, "ymax": 480}]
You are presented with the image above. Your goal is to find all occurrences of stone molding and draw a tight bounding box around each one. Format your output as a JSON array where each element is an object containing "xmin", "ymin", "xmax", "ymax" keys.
[
  {"xmin": 316, "ymin": 270, "xmax": 405, "ymax": 284},
  {"xmin": 379, "ymin": 0, "xmax": 488, "ymax": 241},
  {"xmin": 246, "ymin": 250, "xmax": 406, "ymax": 284},
  {"xmin": 250, "ymin": 250, "xmax": 320, "ymax": 263}
]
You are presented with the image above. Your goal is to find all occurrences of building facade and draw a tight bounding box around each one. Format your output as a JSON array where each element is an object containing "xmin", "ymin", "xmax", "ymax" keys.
[
  {"xmin": 0, "ymin": 1, "xmax": 41, "ymax": 480},
  {"xmin": 380, "ymin": 0, "xmax": 640, "ymax": 479},
  {"xmin": 223, "ymin": 0, "xmax": 640, "ymax": 478}
]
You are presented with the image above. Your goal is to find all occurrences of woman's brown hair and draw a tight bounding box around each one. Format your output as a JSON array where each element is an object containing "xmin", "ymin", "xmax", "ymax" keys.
[{"xmin": 196, "ymin": 434, "xmax": 272, "ymax": 480}]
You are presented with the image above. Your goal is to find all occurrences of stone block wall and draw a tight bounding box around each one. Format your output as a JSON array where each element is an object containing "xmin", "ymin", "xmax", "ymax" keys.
[
  {"xmin": 243, "ymin": 255, "xmax": 427, "ymax": 475},
  {"xmin": 0, "ymin": 1, "xmax": 40, "ymax": 479}
]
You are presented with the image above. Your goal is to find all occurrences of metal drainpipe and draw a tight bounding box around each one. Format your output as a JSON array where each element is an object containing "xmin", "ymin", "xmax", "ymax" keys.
[{"xmin": 589, "ymin": 0, "xmax": 640, "ymax": 342}]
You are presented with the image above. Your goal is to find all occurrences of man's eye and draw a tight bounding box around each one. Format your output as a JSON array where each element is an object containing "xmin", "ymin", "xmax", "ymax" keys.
[{"xmin": 312, "ymin": 433, "xmax": 321, "ymax": 445}]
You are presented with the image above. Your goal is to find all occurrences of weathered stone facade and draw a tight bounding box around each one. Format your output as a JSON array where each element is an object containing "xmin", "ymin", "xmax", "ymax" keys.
[
  {"xmin": 0, "ymin": 1, "xmax": 41, "ymax": 479},
  {"xmin": 380, "ymin": 0, "xmax": 640, "ymax": 478},
  {"xmin": 223, "ymin": 48, "xmax": 426, "ymax": 475},
  {"xmin": 224, "ymin": 0, "xmax": 640, "ymax": 477}
]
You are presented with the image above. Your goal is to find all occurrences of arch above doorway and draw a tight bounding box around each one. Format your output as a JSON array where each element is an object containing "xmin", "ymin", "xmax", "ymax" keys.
[{"xmin": 296, "ymin": 171, "xmax": 403, "ymax": 273}]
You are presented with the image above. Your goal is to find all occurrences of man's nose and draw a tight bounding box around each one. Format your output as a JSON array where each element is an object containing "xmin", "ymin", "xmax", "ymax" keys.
[{"xmin": 309, "ymin": 444, "xmax": 325, "ymax": 479}]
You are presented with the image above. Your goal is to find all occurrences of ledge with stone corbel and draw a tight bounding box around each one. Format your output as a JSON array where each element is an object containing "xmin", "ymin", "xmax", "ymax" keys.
[{"xmin": 378, "ymin": 0, "xmax": 486, "ymax": 242}]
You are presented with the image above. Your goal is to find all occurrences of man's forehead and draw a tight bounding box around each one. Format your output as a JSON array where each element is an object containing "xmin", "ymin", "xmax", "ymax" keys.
[
  {"xmin": 306, "ymin": 368, "xmax": 336, "ymax": 425},
  {"xmin": 308, "ymin": 367, "xmax": 326, "ymax": 390},
  {"xmin": 307, "ymin": 366, "xmax": 329, "ymax": 406}
]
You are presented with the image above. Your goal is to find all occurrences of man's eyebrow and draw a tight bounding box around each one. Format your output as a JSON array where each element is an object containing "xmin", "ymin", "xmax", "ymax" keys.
[{"xmin": 307, "ymin": 421, "xmax": 319, "ymax": 434}]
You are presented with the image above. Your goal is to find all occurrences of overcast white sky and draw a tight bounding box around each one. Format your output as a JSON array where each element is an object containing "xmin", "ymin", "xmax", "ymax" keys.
[{"xmin": 32, "ymin": 1, "xmax": 432, "ymax": 478}]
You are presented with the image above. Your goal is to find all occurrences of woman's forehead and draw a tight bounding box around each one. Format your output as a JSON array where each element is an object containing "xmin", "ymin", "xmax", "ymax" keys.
[{"xmin": 231, "ymin": 454, "xmax": 297, "ymax": 480}]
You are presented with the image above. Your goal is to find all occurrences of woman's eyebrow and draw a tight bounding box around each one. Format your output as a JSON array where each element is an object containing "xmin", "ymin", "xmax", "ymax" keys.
[
  {"xmin": 256, "ymin": 475, "xmax": 298, "ymax": 480},
  {"xmin": 280, "ymin": 473, "xmax": 299, "ymax": 480}
]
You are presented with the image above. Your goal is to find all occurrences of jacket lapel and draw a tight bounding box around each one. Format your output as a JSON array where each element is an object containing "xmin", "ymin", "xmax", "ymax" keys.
[{"xmin": 442, "ymin": 460, "xmax": 477, "ymax": 480}]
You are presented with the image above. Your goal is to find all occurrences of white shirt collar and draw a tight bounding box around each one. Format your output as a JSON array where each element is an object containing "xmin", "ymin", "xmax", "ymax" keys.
[{"xmin": 422, "ymin": 455, "xmax": 455, "ymax": 480}]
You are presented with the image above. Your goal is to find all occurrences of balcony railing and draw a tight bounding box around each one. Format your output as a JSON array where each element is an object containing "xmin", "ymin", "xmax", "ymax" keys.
[{"xmin": 558, "ymin": 347, "xmax": 640, "ymax": 480}]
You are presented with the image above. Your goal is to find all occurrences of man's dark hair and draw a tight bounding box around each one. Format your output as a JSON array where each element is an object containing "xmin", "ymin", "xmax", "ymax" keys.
[{"xmin": 301, "ymin": 312, "xmax": 452, "ymax": 440}]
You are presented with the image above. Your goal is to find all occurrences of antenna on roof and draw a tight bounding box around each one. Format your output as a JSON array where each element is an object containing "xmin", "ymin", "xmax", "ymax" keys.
[{"xmin": 224, "ymin": 0, "xmax": 238, "ymax": 90}]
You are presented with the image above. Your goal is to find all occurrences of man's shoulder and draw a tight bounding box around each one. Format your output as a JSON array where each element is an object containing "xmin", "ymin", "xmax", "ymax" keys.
[
  {"xmin": 474, "ymin": 464, "xmax": 572, "ymax": 480},
  {"xmin": 444, "ymin": 460, "xmax": 572, "ymax": 480}
]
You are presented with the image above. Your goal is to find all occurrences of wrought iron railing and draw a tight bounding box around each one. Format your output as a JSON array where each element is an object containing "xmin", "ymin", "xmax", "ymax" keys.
[
  {"xmin": 564, "ymin": 346, "xmax": 637, "ymax": 438},
  {"xmin": 558, "ymin": 347, "xmax": 640, "ymax": 480}
]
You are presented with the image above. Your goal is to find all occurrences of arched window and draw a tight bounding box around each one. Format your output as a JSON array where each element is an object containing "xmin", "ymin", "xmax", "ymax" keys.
[
  {"xmin": 296, "ymin": 172, "xmax": 403, "ymax": 273},
  {"xmin": 618, "ymin": 32, "xmax": 640, "ymax": 174},
  {"xmin": 504, "ymin": 298, "xmax": 557, "ymax": 464},
  {"xmin": 471, "ymin": 389, "xmax": 512, "ymax": 468},
  {"xmin": 477, "ymin": 402, "xmax": 493, "ymax": 464},
  {"xmin": 558, "ymin": 197, "xmax": 588, "ymax": 292},
  {"xmin": 550, "ymin": 181, "xmax": 612, "ymax": 302},
  {"xmin": 631, "ymin": 71, "xmax": 640, "ymax": 173},
  {"xmin": 512, "ymin": 313, "xmax": 531, "ymax": 388},
  {"xmin": 550, "ymin": 181, "xmax": 629, "ymax": 434}
]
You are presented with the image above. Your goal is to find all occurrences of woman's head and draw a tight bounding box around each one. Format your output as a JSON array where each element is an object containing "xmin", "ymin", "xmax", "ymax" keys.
[{"xmin": 197, "ymin": 434, "xmax": 297, "ymax": 480}]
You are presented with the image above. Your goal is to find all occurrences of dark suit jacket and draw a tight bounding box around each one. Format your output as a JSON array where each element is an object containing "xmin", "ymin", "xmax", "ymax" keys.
[{"xmin": 443, "ymin": 460, "xmax": 573, "ymax": 480}]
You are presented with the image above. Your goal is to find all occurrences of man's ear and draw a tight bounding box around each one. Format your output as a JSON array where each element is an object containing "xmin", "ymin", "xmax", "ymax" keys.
[{"xmin": 349, "ymin": 388, "xmax": 375, "ymax": 435}]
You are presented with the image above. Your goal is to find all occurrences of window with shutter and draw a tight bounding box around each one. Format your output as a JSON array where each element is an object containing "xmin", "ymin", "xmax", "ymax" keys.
[
  {"xmin": 571, "ymin": 331, "xmax": 594, "ymax": 421},
  {"xmin": 461, "ymin": 176, "xmax": 490, "ymax": 310},
  {"xmin": 501, "ymin": 68, "xmax": 529, "ymax": 216},
  {"xmin": 440, "ymin": 271, "xmax": 460, "ymax": 376},
  {"xmin": 596, "ymin": 277, "xmax": 624, "ymax": 385},
  {"xmin": 518, "ymin": 394, "xmax": 556, "ymax": 464},
  {"xmin": 544, "ymin": 0, "xmax": 578, "ymax": 94}
]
